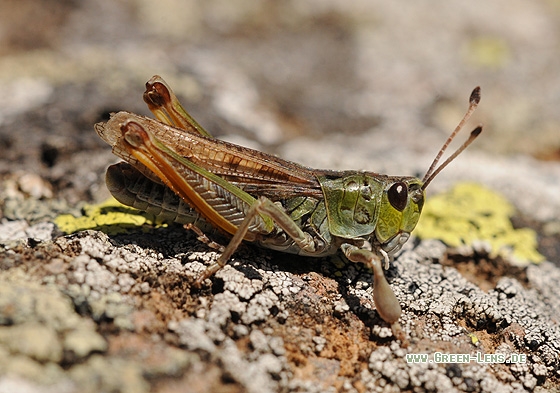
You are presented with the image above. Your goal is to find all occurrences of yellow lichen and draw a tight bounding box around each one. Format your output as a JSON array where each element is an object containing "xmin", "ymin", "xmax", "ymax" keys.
[
  {"xmin": 465, "ymin": 36, "xmax": 510, "ymax": 68},
  {"xmin": 468, "ymin": 332, "xmax": 480, "ymax": 346},
  {"xmin": 55, "ymin": 198, "xmax": 162, "ymax": 235},
  {"xmin": 415, "ymin": 183, "xmax": 544, "ymax": 266}
]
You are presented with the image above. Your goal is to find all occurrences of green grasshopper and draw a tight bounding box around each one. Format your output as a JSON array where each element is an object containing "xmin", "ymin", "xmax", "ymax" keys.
[{"xmin": 95, "ymin": 76, "xmax": 481, "ymax": 336}]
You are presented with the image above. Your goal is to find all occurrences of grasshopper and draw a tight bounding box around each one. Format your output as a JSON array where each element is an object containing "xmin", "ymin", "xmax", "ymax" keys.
[{"xmin": 95, "ymin": 75, "xmax": 481, "ymax": 336}]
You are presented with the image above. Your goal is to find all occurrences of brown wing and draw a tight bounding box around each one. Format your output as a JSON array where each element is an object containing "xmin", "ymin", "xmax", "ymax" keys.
[{"xmin": 97, "ymin": 112, "xmax": 325, "ymax": 200}]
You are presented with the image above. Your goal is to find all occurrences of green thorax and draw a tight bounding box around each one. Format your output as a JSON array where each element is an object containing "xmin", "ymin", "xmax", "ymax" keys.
[{"xmin": 317, "ymin": 173, "xmax": 425, "ymax": 244}]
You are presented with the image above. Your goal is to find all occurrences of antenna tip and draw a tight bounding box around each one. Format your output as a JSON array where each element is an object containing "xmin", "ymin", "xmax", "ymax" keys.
[
  {"xmin": 470, "ymin": 86, "xmax": 481, "ymax": 105},
  {"xmin": 471, "ymin": 125, "xmax": 483, "ymax": 137}
]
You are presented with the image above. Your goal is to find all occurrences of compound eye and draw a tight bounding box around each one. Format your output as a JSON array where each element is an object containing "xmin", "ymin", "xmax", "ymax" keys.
[{"xmin": 388, "ymin": 182, "xmax": 408, "ymax": 211}]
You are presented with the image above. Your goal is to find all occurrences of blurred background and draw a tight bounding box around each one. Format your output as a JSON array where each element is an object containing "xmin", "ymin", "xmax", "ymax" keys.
[{"xmin": 1, "ymin": 0, "xmax": 560, "ymax": 220}]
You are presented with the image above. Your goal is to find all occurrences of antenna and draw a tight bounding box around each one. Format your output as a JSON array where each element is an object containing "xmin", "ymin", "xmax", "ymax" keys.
[{"xmin": 421, "ymin": 87, "xmax": 482, "ymax": 190}]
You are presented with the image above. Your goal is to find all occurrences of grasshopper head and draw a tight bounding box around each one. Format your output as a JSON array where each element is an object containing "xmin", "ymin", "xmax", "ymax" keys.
[
  {"xmin": 319, "ymin": 173, "xmax": 424, "ymax": 257},
  {"xmin": 321, "ymin": 87, "xmax": 482, "ymax": 259},
  {"xmin": 377, "ymin": 86, "xmax": 483, "ymax": 257},
  {"xmin": 374, "ymin": 177, "xmax": 424, "ymax": 256}
]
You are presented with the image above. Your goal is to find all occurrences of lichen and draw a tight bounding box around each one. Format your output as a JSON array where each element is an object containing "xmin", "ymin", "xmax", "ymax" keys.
[
  {"xmin": 414, "ymin": 183, "xmax": 544, "ymax": 265},
  {"xmin": 54, "ymin": 198, "xmax": 160, "ymax": 235}
]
